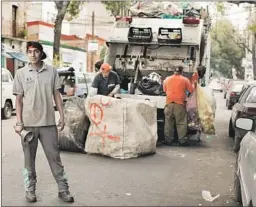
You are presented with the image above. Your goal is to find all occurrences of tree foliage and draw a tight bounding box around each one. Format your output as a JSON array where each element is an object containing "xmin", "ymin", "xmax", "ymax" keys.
[
  {"xmin": 53, "ymin": 0, "xmax": 83, "ymax": 67},
  {"xmin": 210, "ymin": 19, "xmax": 246, "ymax": 79},
  {"xmin": 102, "ymin": 1, "xmax": 130, "ymax": 17}
]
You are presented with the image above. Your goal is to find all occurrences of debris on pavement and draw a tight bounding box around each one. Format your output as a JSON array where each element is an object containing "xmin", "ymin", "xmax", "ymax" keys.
[
  {"xmin": 202, "ymin": 190, "xmax": 220, "ymax": 202},
  {"xmin": 125, "ymin": 193, "xmax": 132, "ymax": 196}
]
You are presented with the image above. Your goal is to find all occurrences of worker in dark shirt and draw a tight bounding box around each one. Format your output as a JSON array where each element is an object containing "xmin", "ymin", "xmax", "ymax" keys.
[{"xmin": 89, "ymin": 63, "xmax": 121, "ymax": 97}]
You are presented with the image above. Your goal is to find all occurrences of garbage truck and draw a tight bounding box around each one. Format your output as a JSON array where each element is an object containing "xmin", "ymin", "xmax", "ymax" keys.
[{"xmin": 101, "ymin": 2, "xmax": 212, "ymax": 142}]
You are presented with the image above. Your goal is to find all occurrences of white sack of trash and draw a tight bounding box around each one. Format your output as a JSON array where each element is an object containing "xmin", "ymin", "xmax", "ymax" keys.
[{"xmin": 84, "ymin": 95, "xmax": 158, "ymax": 159}]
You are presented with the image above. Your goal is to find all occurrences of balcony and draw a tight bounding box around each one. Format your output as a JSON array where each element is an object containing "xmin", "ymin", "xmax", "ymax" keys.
[{"xmin": 2, "ymin": 20, "xmax": 27, "ymax": 39}]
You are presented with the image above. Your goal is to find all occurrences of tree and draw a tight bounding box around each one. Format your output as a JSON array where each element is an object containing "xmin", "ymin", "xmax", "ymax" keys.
[
  {"xmin": 210, "ymin": 19, "xmax": 246, "ymax": 79},
  {"xmin": 102, "ymin": 1, "xmax": 130, "ymax": 17},
  {"xmin": 53, "ymin": 0, "xmax": 83, "ymax": 67}
]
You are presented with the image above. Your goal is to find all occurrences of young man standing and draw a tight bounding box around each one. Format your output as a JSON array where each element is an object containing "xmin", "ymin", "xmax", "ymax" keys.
[
  {"xmin": 13, "ymin": 41, "xmax": 74, "ymax": 203},
  {"xmin": 163, "ymin": 66, "xmax": 197, "ymax": 146},
  {"xmin": 89, "ymin": 63, "xmax": 121, "ymax": 97}
]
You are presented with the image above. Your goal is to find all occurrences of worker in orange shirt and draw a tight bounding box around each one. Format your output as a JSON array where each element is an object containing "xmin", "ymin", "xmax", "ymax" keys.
[{"xmin": 163, "ymin": 66, "xmax": 197, "ymax": 146}]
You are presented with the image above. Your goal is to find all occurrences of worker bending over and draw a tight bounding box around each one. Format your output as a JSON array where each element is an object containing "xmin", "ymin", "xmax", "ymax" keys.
[{"xmin": 89, "ymin": 63, "xmax": 121, "ymax": 97}]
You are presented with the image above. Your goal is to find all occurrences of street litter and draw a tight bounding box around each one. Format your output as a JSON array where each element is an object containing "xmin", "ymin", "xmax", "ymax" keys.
[
  {"xmin": 85, "ymin": 95, "xmax": 157, "ymax": 159},
  {"xmin": 125, "ymin": 193, "xmax": 132, "ymax": 196},
  {"xmin": 58, "ymin": 97, "xmax": 90, "ymax": 153},
  {"xmin": 202, "ymin": 190, "xmax": 220, "ymax": 202}
]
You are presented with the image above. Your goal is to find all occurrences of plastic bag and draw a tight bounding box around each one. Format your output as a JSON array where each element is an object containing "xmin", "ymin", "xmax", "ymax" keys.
[
  {"xmin": 186, "ymin": 91, "xmax": 201, "ymax": 131},
  {"xmin": 197, "ymin": 85, "xmax": 215, "ymax": 135}
]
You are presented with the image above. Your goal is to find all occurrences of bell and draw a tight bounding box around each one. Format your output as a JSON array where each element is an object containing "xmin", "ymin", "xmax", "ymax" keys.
[{"xmin": 20, "ymin": 130, "xmax": 33, "ymax": 143}]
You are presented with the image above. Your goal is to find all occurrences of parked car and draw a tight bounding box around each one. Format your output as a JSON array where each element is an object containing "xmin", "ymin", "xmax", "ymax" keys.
[
  {"xmin": 57, "ymin": 67, "xmax": 96, "ymax": 102},
  {"xmin": 226, "ymin": 81, "xmax": 247, "ymax": 110},
  {"xmin": 233, "ymin": 117, "xmax": 256, "ymax": 206},
  {"xmin": 1, "ymin": 68, "xmax": 16, "ymax": 119},
  {"xmin": 229, "ymin": 84, "xmax": 256, "ymax": 152},
  {"xmin": 208, "ymin": 78, "xmax": 223, "ymax": 92}
]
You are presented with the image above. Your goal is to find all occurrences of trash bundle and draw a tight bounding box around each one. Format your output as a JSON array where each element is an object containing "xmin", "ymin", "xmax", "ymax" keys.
[
  {"xmin": 84, "ymin": 95, "xmax": 158, "ymax": 159},
  {"xmin": 196, "ymin": 85, "xmax": 215, "ymax": 135},
  {"xmin": 186, "ymin": 91, "xmax": 201, "ymax": 131},
  {"xmin": 138, "ymin": 72, "xmax": 165, "ymax": 96},
  {"xmin": 58, "ymin": 97, "xmax": 90, "ymax": 153}
]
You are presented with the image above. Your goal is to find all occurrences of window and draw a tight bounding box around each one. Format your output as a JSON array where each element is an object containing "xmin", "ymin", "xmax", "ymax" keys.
[
  {"xmin": 246, "ymin": 87, "xmax": 256, "ymax": 103},
  {"xmin": 85, "ymin": 74, "xmax": 95, "ymax": 84},
  {"xmin": 232, "ymin": 83, "xmax": 244, "ymax": 92},
  {"xmin": 76, "ymin": 75, "xmax": 86, "ymax": 84}
]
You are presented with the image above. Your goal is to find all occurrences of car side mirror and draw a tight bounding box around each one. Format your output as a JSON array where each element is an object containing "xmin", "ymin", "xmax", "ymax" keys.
[{"xmin": 235, "ymin": 118, "xmax": 254, "ymax": 131}]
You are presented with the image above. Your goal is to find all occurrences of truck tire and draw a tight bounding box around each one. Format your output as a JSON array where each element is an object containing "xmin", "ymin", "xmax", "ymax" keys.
[{"xmin": 2, "ymin": 101, "xmax": 12, "ymax": 119}]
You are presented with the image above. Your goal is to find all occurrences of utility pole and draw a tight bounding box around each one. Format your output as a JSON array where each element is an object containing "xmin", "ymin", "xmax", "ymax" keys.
[{"xmin": 91, "ymin": 11, "xmax": 95, "ymax": 72}]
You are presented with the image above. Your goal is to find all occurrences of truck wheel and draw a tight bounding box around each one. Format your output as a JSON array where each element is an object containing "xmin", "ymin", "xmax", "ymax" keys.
[
  {"xmin": 2, "ymin": 101, "xmax": 12, "ymax": 119},
  {"xmin": 234, "ymin": 155, "xmax": 242, "ymax": 203}
]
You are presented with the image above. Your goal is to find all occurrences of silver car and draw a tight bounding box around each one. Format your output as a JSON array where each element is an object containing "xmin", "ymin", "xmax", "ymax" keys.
[{"xmin": 234, "ymin": 117, "xmax": 256, "ymax": 206}]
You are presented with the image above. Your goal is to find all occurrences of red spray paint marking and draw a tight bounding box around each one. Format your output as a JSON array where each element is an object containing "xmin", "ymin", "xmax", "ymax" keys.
[
  {"xmin": 89, "ymin": 124, "xmax": 120, "ymax": 149},
  {"xmin": 100, "ymin": 96, "xmax": 112, "ymax": 107},
  {"xmin": 89, "ymin": 103, "xmax": 104, "ymax": 126},
  {"xmin": 89, "ymin": 97, "xmax": 119, "ymax": 150}
]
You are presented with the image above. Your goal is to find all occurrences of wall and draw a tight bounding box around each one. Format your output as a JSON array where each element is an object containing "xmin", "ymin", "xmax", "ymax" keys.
[
  {"xmin": 41, "ymin": 43, "xmax": 87, "ymax": 73},
  {"xmin": 2, "ymin": 2, "xmax": 28, "ymax": 37}
]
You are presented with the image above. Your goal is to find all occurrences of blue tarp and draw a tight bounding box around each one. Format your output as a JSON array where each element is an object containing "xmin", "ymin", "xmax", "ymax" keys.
[{"xmin": 6, "ymin": 51, "xmax": 28, "ymax": 63}]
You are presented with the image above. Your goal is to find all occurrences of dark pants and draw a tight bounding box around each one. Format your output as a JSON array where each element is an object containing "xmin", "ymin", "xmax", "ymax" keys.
[
  {"xmin": 22, "ymin": 126, "xmax": 69, "ymax": 192},
  {"xmin": 164, "ymin": 103, "xmax": 188, "ymax": 143}
]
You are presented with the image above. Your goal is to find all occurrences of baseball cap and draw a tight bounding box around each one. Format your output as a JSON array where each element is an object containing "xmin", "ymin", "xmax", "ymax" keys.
[
  {"xmin": 26, "ymin": 41, "xmax": 47, "ymax": 60},
  {"xmin": 101, "ymin": 63, "xmax": 112, "ymax": 72}
]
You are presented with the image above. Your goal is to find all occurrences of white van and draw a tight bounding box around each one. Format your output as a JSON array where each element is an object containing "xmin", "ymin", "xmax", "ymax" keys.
[
  {"xmin": 1, "ymin": 68, "xmax": 16, "ymax": 119},
  {"xmin": 57, "ymin": 68, "xmax": 96, "ymax": 102}
]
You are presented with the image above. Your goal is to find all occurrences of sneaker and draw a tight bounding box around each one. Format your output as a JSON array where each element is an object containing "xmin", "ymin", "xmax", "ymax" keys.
[
  {"xmin": 58, "ymin": 191, "xmax": 74, "ymax": 203},
  {"xmin": 26, "ymin": 191, "xmax": 37, "ymax": 203}
]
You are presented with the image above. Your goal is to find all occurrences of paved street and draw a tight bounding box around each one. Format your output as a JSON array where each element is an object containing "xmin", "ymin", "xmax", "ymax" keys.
[{"xmin": 2, "ymin": 92, "xmax": 240, "ymax": 206}]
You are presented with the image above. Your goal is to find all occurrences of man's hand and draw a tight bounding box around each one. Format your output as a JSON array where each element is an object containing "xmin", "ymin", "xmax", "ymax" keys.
[
  {"xmin": 14, "ymin": 125, "xmax": 23, "ymax": 135},
  {"xmin": 57, "ymin": 118, "xmax": 65, "ymax": 132}
]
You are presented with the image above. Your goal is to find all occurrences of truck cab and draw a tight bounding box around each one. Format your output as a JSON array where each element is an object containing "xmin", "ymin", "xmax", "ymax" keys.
[{"xmin": 1, "ymin": 68, "xmax": 16, "ymax": 119}]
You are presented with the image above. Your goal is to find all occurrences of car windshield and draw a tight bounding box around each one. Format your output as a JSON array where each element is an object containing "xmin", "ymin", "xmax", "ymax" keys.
[
  {"xmin": 232, "ymin": 83, "xmax": 244, "ymax": 92},
  {"xmin": 85, "ymin": 74, "xmax": 95, "ymax": 84},
  {"xmin": 2, "ymin": 72, "xmax": 9, "ymax": 83},
  {"xmin": 246, "ymin": 87, "xmax": 256, "ymax": 103},
  {"xmin": 76, "ymin": 74, "xmax": 86, "ymax": 84}
]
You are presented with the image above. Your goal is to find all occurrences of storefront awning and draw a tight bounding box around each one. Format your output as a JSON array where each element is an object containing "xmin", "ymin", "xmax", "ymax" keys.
[{"xmin": 6, "ymin": 51, "xmax": 28, "ymax": 63}]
